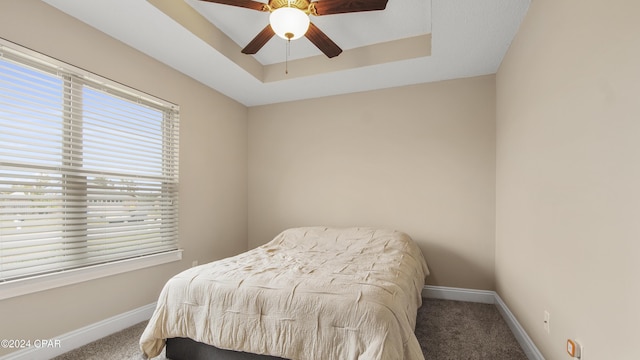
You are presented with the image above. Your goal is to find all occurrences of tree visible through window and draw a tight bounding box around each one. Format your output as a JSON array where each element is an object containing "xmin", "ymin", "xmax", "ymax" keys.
[{"xmin": 0, "ymin": 43, "xmax": 179, "ymax": 282}]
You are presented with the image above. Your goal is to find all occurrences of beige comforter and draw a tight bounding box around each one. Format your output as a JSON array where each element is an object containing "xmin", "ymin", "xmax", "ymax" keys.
[{"xmin": 140, "ymin": 227, "xmax": 429, "ymax": 360}]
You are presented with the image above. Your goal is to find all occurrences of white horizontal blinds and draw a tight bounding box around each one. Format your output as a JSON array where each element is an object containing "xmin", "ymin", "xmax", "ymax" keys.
[
  {"xmin": 80, "ymin": 85, "xmax": 179, "ymax": 266},
  {"xmin": 0, "ymin": 51, "xmax": 69, "ymax": 280},
  {"xmin": 0, "ymin": 43, "xmax": 179, "ymax": 282}
]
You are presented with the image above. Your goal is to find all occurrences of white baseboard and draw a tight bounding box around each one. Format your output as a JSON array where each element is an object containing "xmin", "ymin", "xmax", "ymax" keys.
[
  {"xmin": 494, "ymin": 294, "xmax": 545, "ymax": 360},
  {"xmin": 423, "ymin": 285, "xmax": 545, "ymax": 360},
  {"xmin": 0, "ymin": 303, "xmax": 156, "ymax": 360},
  {"xmin": 422, "ymin": 285, "xmax": 495, "ymax": 304}
]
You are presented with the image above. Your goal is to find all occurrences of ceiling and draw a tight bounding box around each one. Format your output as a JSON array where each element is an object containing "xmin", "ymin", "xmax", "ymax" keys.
[{"xmin": 42, "ymin": 0, "xmax": 530, "ymax": 107}]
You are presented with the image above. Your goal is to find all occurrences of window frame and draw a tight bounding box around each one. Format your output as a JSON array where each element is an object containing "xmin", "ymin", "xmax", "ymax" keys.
[{"xmin": 0, "ymin": 39, "xmax": 182, "ymax": 300}]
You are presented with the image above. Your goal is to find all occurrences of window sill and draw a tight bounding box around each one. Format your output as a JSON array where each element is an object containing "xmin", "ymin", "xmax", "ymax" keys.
[{"xmin": 0, "ymin": 250, "xmax": 183, "ymax": 301}]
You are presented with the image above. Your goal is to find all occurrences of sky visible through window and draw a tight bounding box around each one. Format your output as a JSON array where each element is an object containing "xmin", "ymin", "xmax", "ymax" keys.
[
  {"xmin": 0, "ymin": 58, "xmax": 64, "ymax": 168},
  {"xmin": 0, "ymin": 56, "xmax": 166, "ymax": 183},
  {"xmin": 83, "ymin": 86, "xmax": 165, "ymax": 177}
]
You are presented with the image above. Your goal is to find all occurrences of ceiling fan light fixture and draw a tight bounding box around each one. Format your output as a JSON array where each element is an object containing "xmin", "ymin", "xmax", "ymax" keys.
[{"xmin": 269, "ymin": 7, "xmax": 310, "ymax": 40}]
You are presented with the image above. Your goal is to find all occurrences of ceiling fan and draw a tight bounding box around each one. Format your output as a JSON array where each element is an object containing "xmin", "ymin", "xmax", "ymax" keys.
[{"xmin": 197, "ymin": 0, "xmax": 390, "ymax": 58}]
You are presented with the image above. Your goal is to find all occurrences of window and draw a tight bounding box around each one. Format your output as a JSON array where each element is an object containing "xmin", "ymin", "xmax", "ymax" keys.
[{"xmin": 0, "ymin": 41, "xmax": 180, "ymax": 291}]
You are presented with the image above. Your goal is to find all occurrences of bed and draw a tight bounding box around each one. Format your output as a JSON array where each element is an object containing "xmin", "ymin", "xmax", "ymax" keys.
[{"xmin": 140, "ymin": 226, "xmax": 429, "ymax": 360}]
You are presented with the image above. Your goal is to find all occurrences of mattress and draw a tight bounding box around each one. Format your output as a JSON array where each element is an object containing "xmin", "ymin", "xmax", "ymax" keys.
[{"xmin": 140, "ymin": 227, "xmax": 429, "ymax": 360}]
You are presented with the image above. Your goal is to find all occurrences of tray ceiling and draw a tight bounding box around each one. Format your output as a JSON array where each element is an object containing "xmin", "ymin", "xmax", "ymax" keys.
[{"xmin": 42, "ymin": 0, "xmax": 530, "ymax": 106}]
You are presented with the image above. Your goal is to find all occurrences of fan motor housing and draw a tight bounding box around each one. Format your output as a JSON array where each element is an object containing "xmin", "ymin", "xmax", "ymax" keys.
[{"xmin": 269, "ymin": 0, "xmax": 313, "ymax": 13}]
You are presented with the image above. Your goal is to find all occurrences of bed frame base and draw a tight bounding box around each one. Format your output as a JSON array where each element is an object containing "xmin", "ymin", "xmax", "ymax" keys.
[{"xmin": 165, "ymin": 337, "xmax": 287, "ymax": 360}]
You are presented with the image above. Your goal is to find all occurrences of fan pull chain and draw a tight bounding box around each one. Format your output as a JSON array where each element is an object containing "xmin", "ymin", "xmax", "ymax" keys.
[{"xmin": 285, "ymin": 39, "xmax": 290, "ymax": 75}]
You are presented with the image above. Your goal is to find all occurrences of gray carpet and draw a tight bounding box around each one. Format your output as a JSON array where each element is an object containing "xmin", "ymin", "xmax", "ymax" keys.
[
  {"xmin": 416, "ymin": 299, "xmax": 527, "ymax": 360},
  {"xmin": 53, "ymin": 298, "xmax": 527, "ymax": 360}
]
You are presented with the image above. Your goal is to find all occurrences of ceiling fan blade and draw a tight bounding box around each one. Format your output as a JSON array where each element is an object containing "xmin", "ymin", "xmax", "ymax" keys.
[
  {"xmin": 312, "ymin": 0, "xmax": 388, "ymax": 15},
  {"xmin": 198, "ymin": 0, "xmax": 267, "ymax": 11},
  {"xmin": 305, "ymin": 22, "xmax": 342, "ymax": 58},
  {"xmin": 242, "ymin": 25, "xmax": 276, "ymax": 54}
]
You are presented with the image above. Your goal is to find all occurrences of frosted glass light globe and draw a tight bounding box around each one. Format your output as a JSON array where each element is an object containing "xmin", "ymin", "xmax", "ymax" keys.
[{"xmin": 269, "ymin": 7, "xmax": 310, "ymax": 40}]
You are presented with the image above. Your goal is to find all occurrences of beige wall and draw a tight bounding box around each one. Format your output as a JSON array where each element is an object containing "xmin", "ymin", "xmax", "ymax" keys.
[
  {"xmin": 249, "ymin": 76, "xmax": 496, "ymax": 289},
  {"xmin": 0, "ymin": 1, "xmax": 248, "ymax": 357},
  {"xmin": 496, "ymin": 0, "xmax": 640, "ymax": 359},
  {"xmin": 9, "ymin": 0, "xmax": 638, "ymax": 359}
]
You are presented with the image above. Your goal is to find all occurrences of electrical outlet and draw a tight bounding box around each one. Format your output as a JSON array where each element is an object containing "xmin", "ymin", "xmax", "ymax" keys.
[
  {"xmin": 191, "ymin": 260, "xmax": 199, "ymax": 267},
  {"xmin": 543, "ymin": 310, "xmax": 550, "ymax": 333}
]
